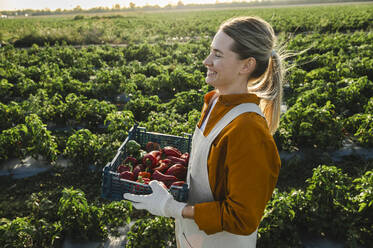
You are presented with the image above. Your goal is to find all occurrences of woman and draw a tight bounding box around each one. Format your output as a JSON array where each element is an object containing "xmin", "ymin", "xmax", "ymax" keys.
[{"xmin": 124, "ymin": 16, "xmax": 284, "ymax": 248}]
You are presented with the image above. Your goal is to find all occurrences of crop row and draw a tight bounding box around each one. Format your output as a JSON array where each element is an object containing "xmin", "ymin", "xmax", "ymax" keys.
[
  {"xmin": 1, "ymin": 164, "xmax": 371, "ymax": 247},
  {"xmin": 0, "ymin": 30, "xmax": 372, "ymax": 165},
  {"xmin": 1, "ymin": 4, "xmax": 372, "ymax": 47}
]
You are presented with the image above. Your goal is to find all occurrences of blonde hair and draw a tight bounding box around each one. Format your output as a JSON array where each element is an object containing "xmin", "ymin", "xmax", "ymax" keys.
[{"xmin": 219, "ymin": 16, "xmax": 285, "ymax": 135}]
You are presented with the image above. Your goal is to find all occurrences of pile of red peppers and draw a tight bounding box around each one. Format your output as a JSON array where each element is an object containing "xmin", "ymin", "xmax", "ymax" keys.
[{"xmin": 117, "ymin": 141, "xmax": 189, "ymax": 188}]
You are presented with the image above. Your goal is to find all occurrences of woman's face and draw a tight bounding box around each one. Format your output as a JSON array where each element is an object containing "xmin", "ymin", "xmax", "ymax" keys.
[{"xmin": 203, "ymin": 30, "xmax": 249, "ymax": 94}]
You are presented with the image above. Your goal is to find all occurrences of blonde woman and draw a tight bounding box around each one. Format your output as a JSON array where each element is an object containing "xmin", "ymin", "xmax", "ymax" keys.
[{"xmin": 124, "ymin": 16, "xmax": 284, "ymax": 248}]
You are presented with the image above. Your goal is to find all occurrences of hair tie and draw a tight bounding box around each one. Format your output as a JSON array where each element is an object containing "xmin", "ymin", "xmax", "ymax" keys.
[{"xmin": 271, "ymin": 50, "xmax": 276, "ymax": 57}]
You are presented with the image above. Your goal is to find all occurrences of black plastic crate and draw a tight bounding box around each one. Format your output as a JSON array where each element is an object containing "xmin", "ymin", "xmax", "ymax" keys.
[{"xmin": 101, "ymin": 124, "xmax": 191, "ymax": 202}]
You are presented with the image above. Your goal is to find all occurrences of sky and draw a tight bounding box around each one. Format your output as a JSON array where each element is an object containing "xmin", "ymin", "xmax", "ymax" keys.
[{"xmin": 0, "ymin": 0, "xmax": 241, "ymax": 11}]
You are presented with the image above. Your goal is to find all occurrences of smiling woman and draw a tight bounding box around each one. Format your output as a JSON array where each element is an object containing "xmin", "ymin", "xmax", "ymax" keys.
[{"xmin": 123, "ymin": 16, "xmax": 284, "ymax": 248}]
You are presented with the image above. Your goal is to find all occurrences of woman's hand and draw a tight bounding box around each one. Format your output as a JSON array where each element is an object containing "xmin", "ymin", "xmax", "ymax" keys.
[
  {"xmin": 182, "ymin": 205, "xmax": 195, "ymax": 219},
  {"xmin": 123, "ymin": 180, "xmax": 187, "ymax": 219}
]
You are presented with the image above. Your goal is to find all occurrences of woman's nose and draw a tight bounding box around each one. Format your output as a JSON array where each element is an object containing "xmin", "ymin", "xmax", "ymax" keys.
[{"xmin": 203, "ymin": 54, "xmax": 212, "ymax": 67}]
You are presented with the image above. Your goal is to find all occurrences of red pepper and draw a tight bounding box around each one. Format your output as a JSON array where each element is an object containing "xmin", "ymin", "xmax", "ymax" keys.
[
  {"xmin": 136, "ymin": 176, "xmax": 150, "ymax": 184},
  {"xmin": 167, "ymin": 155, "xmax": 187, "ymax": 166},
  {"xmin": 166, "ymin": 164, "xmax": 187, "ymax": 181},
  {"xmin": 171, "ymin": 181, "xmax": 185, "ymax": 187},
  {"xmin": 118, "ymin": 156, "xmax": 138, "ymax": 173},
  {"xmin": 150, "ymin": 150, "xmax": 162, "ymax": 159},
  {"xmin": 133, "ymin": 164, "xmax": 145, "ymax": 179},
  {"xmin": 117, "ymin": 164, "xmax": 131, "ymax": 173},
  {"xmin": 146, "ymin": 141, "xmax": 160, "ymax": 152},
  {"xmin": 138, "ymin": 170, "xmax": 151, "ymax": 179},
  {"xmin": 142, "ymin": 153, "xmax": 158, "ymax": 169},
  {"xmin": 120, "ymin": 171, "xmax": 135, "ymax": 181},
  {"xmin": 162, "ymin": 146, "xmax": 182, "ymax": 158},
  {"xmin": 180, "ymin": 153, "xmax": 189, "ymax": 165},
  {"xmin": 160, "ymin": 159, "xmax": 172, "ymax": 165},
  {"xmin": 153, "ymin": 161, "xmax": 170, "ymax": 173},
  {"xmin": 123, "ymin": 156, "xmax": 137, "ymax": 167},
  {"xmin": 151, "ymin": 170, "xmax": 178, "ymax": 188}
]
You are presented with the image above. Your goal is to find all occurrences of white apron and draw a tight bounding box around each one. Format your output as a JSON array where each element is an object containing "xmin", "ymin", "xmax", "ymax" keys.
[{"xmin": 175, "ymin": 103, "xmax": 265, "ymax": 248}]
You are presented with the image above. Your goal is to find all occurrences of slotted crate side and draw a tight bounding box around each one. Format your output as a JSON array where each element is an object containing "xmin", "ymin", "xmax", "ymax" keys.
[
  {"xmin": 129, "ymin": 127, "xmax": 191, "ymax": 153},
  {"xmin": 102, "ymin": 168, "xmax": 153, "ymax": 201},
  {"xmin": 101, "ymin": 125, "xmax": 191, "ymax": 201},
  {"xmin": 114, "ymin": 127, "xmax": 191, "ymax": 172}
]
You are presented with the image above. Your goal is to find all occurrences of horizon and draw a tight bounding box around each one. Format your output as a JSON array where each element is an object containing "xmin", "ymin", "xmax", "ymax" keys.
[{"xmin": 0, "ymin": 0, "xmax": 245, "ymax": 11}]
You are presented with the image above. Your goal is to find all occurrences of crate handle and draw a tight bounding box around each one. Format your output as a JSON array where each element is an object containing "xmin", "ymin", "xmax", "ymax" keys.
[{"xmin": 182, "ymin": 132, "xmax": 192, "ymax": 138}]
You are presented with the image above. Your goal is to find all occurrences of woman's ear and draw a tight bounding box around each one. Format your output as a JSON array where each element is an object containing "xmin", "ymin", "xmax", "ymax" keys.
[{"xmin": 240, "ymin": 57, "xmax": 256, "ymax": 76}]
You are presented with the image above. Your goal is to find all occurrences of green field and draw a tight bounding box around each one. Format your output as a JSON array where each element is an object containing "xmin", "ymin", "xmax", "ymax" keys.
[
  {"xmin": 1, "ymin": 3, "xmax": 372, "ymax": 46},
  {"xmin": 0, "ymin": 3, "xmax": 372, "ymax": 247}
]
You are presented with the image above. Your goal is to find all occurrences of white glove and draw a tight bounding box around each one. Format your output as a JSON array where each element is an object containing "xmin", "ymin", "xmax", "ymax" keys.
[{"xmin": 123, "ymin": 180, "xmax": 187, "ymax": 219}]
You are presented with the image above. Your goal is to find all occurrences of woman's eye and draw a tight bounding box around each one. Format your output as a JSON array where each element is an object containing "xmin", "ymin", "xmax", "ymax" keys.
[
  {"xmin": 209, "ymin": 49, "xmax": 222, "ymax": 58},
  {"xmin": 213, "ymin": 53, "xmax": 222, "ymax": 58}
]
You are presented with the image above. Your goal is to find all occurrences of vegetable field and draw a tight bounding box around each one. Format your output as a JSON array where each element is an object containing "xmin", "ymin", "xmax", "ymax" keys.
[{"xmin": 1, "ymin": 3, "xmax": 372, "ymax": 247}]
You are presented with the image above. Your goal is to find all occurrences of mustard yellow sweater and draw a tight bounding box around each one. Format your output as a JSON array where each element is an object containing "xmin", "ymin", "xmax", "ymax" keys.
[{"xmin": 193, "ymin": 90, "xmax": 281, "ymax": 235}]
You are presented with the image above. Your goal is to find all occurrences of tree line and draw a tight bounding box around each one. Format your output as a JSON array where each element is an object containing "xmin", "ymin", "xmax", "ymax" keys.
[{"xmin": 1, "ymin": 0, "xmax": 372, "ymax": 17}]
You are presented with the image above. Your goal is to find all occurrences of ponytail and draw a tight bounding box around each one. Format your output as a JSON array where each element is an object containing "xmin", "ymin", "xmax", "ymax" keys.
[
  {"xmin": 248, "ymin": 50, "xmax": 284, "ymax": 135},
  {"xmin": 220, "ymin": 16, "xmax": 286, "ymax": 135}
]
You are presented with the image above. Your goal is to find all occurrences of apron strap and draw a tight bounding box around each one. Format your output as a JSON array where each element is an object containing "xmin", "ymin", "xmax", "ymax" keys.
[
  {"xmin": 206, "ymin": 103, "xmax": 264, "ymax": 143},
  {"xmin": 186, "ymin": 103, "xmax": 264, "ymax": 197},
  {"xmin": 181, "ymin": 103, "xmax": 263, "ymax": 247}
]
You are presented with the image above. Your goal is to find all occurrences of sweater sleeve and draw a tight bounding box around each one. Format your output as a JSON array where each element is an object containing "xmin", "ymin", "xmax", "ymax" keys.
[{"xmin": 194, "ymin": 114, "xmax": 281, "ymax": 235}]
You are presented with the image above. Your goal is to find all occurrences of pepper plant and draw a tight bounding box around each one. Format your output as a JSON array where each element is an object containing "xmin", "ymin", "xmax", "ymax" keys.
[
  {"xmin": 104, "ymin": 110, "xmax": 134, "ymax": 141},
  {"xmin": 277, "ymin": 101, "xmax": 344, "ymax": 151},
  {"xmin": 258, "ymin": 189, "xmax": 305, "ymax": 248},
  {"xmin": 58, "ymin": 187, "xmax": 132, "ymax": 242},
  {"xmin": 63, "ymin": 129, "xmax": 101, "ymax": 167},
  {"xmin": 0, "ymin": 217, "xmax": 36, "ymax": 248},
  {"xmin": 346, "ymin": 171, "xmax": 373, "ymax": 246},
  {"xmin": 0, "ymin": 124, "xmax": 28, "ymax": 162},
  {"xmin": 25, "ymin": 114, "xmax": 58, "ymax": 162},
  {"xmin": 304, "ymin": 165, "xmax": 354, "ymax": 240},
  {"xmin": 126, "ymin": 216, "xmax": 175, "ymax": 248},
  {"xmin": 58, "ymin": 187, "xmax": 106, "ymax": 241}
]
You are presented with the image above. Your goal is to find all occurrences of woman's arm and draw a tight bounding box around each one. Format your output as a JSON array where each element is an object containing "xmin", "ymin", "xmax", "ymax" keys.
[
  {"xmin": 193, "ymin": 114, "xmax": 281, "ymax": 235},
  {"xmin": 182, "ymin": 205, "xmax": 195, "ymax": 219}
]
